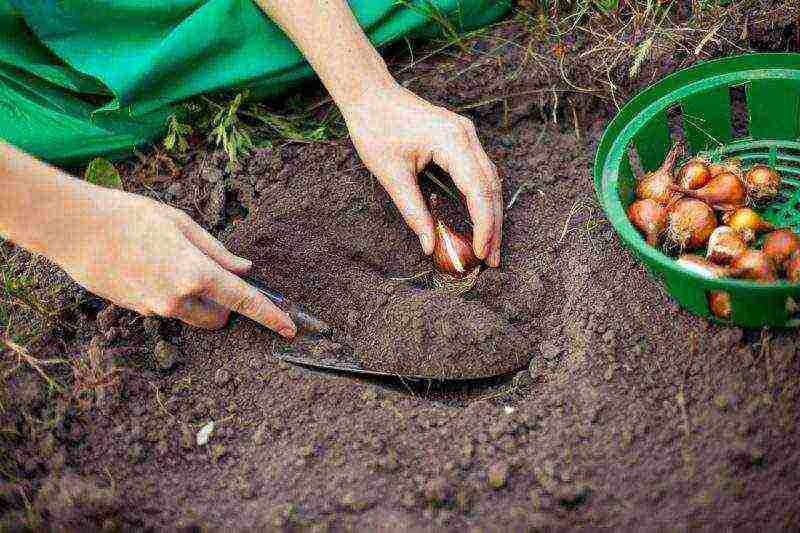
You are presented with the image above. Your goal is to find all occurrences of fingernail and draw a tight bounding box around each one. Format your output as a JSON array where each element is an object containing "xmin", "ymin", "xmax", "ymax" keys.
[
  {"xmin": 279, "ymin": 326, "xmax": 296, "ymax": 339},
  {"xmin": 237, "ymin": 257, "xmax": 252, "ymax": 270}
]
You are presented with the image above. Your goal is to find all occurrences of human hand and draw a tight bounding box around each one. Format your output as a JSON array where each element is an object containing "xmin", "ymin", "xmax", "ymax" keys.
[
  {"xmin": 340, "ymin": 82, "xmax": 502, "ymax": 267},
  {"xmin": 52, "ymin": 186, "xmax": 296, "ymax": 336}
]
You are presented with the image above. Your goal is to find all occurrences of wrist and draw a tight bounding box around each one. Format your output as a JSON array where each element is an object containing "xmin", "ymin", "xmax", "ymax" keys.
[
  {"xmin": 337, "ymin": 73, "xmax": 401, "ymax": 120},
  {"xmin": 328, "ymin": 51, "xmax": 397, "ymax": 114}
]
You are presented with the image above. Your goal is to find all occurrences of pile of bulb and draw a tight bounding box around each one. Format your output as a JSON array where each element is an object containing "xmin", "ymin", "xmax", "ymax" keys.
[{"xmin": 626, "ymin": 145, "xmax": 799, "ymax": 318}]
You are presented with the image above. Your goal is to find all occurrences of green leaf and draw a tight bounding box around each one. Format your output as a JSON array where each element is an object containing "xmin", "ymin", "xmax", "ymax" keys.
[{"xmin": 85, "ymin": 157, "xmax": 123, "ymax": 189}]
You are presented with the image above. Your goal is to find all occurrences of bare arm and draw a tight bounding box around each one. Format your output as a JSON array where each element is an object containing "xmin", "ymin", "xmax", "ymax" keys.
[
  {"xmin": 0, "ymin": 142, "xmax": 296, "ymax": 336},
  {"xmin": 253, "ymin": 0, "xmax": 503, "ymax": 266}
]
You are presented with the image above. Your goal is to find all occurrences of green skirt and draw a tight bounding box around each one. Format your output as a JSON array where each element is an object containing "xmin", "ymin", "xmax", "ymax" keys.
[{"xmin": 0, "ymin": 0, "xmax": 509, "ymax": 165}]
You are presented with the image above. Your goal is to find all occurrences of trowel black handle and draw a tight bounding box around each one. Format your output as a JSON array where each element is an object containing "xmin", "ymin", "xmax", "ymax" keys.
[{"xmin": 242, "ymin": 275, "xmax": 332, "ymax": 336}]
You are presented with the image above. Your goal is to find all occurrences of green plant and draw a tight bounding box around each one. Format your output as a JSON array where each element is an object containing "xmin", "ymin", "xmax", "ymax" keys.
[
  {"xmin": 244, "ymin": 99, "xmax": 344, "ymax": 144},
  {"xmin": 0, "ymin": 255, "xmax": 60, "ymax": 344},
  {"xmin": 163, "ymin": 114, "xmax": 194, "ymax": 154},
  {"xmin": 199, "ymin": 91, "xmax": 254, "ymax": 168},
  {"xmin": 84, "ymin": 157, "xmax": 122, "ymax": 190}
]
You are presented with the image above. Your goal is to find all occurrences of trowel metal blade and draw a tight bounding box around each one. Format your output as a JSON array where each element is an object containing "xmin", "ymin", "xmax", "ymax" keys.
[{"xmin": 273, "ymin": 345, "xmax": 502, "ymax": 382}]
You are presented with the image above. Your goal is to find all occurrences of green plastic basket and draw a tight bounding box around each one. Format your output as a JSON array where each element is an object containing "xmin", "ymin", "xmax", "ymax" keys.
[{"xmin": 594, "ymin": 53, "xmax": 800, "ymax": 328}]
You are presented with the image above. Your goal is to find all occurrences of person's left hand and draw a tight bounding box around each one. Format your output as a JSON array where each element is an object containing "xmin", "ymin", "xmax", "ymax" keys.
[{"xmin": 340, "ymin": 82, "xmax": 502, "ymax": 267}]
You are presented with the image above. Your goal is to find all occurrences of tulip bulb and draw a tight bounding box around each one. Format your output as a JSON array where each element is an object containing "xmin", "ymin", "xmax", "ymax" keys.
[
  {"xmin": 722, "ymin": 207, "xmax": 776, "ymax": 243},
  {"xmin": 706, "ymin": 226, "xmax": 747, "ymax": 266},
  {"xmin": 636, "ymin": 144, "xmax": 683, "ymax": 204},
  {"xmin": 786, "ymin": 252, "xmax": 800, "ymax": 283},
  {"xmin": 429, "ymin": 194, "xmax": 481, "ymax": 278},
  {"xmin": 761, "ymin": 229, "xmax": 800, "ymax": 271},
  {"xmin": 729, "ymin": 250, "xmax": 777, "ymax": 282},
  {"xmin": 708, "ymin": 158, "xmax": 742, "ymax": 178},
  {"xmin": 744, "ymin": 164, "xmax": 781, "ymax": 204},
  {"xmin": 707, "ymin": 290, "xmax": 732, "ymax": 319},
  {"xmin": 627, "ymin": 199, "xmax": 667, "ymax": 246},
  {"xmin": 669, "ymin": 171, "xmax": 746, "ymax": 210},
  {"xmin": 666, "ymin": 199, "xmax": 717, "ymax": 251},
  {"xmin": 676, "ymin": 254, "xmax": 735, "ymax": 279},
  {"xmin": 677, "ymin": 157, "xmax": 712, "ymax": 190}
]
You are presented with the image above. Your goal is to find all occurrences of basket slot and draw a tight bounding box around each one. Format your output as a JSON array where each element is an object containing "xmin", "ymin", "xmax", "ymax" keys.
[
  {"xmin": 680, "ymin": 86, "xmax": 732, "ymax": 152},
  {"xmin": 746, "ymin": 80, "xmax": 800, "ymax": 141},
  {"xmin": 618, "ymin": 149, "xmax": 635, "ymax": 205},
  {"xmin": 632, "ymin": 111, "xmax": 671, "ymax": 172}
]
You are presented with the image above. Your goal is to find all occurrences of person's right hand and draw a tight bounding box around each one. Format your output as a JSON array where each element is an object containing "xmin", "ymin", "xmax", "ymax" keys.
[{"xmin": 53, "ymin": 185, "xmax": 296, "ymax": 336}]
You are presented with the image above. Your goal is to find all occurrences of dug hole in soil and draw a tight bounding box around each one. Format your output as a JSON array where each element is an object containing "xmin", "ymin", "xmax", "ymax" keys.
[{"xmin": 2, "ymin": 5, "xmax": 800, "ymax": 530}]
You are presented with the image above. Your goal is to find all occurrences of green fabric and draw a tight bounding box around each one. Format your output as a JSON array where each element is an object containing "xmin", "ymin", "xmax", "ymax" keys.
[{"xmin": 0, "ymin": 0, "xmax": 510, "ymax": 166}]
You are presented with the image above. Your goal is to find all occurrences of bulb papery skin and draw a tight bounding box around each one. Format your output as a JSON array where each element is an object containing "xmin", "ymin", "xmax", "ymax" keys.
[
  {"xmin": 671, "ymin": 172, "xmax": 746, "ymax": 210},
  {"xmin": 677, "ymin": 157, "xmax": 712, "ymax": 190},
  {"xmin": 667, "ymin": 199, "xmax": 717, "ymax": 251},
  {"xmin": 744, "ymin": 164, "xmax": 781, "ymax": 203},
  {"xmin": 729, "ymin": 250, "xmax": 778, "ymax": 283},
  {"xmin": 635, "ymin": 144, "xmax": 683, "ymax": 204},
  {"xmin": 722, "ymin": 208, "xmax": 776, "ymax": 243},
  {"xmin": 429, "ymin": 194, "xmax": 481, "ymax": 278},
  {"xmin": 762, "ymin": 229, "xmax": 800, "ymax": 271},
  {"xmin": 706, "ymin": 226, "xmax": 747, "ymax": 266},
  {"xmin": 627, "ymin": 199, "xmax": 667, "ymax": 246}
]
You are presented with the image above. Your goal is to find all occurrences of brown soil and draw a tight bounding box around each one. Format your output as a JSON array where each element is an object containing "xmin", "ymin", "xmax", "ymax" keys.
[{"xmin": 3, "ymin": 4, "xmax": 800, "ymax": 531}]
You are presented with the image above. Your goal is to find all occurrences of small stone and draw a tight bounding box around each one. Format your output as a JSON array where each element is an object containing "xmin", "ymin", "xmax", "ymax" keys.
[
  {"xmin": 423, "ymin": 476, "xmax": 452, "ymax": 505},
  {"xmin": 154, "ymin": 340, "xmax": 179, "ymax": 371},
  {"xmin": 143, "ymin": 317, "xmax": 162, "ymax": 338},
  {"xmin": 196, "ymin": 421, "xmax": 215, "ymax": 446},
  {"xmin": 252, "ymin": 423, "xmax": 270, "ymax": 446},
  {"xmin": 360, "ymin": 388, "xmax": 379, "ymax": 401},
  {"xmin": 214, "ymin": 368, "xmax": 231, "ymax": 386},
  {"xmin": 487, "ymin": 462, "xmax": 509, "ymax": 489}
]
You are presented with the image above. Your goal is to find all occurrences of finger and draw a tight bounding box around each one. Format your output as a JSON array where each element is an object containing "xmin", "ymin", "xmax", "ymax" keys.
[
  {"xmin": 433, "ymin": 133, "xmax": 494, "ymax": 260},
  {"xmin": 489, "ymin": 177, "xmax": 503, "ymax": 267},
  {"xmin": 203, "ymin": 267, "xmax": 296, "ymax": 338},
  {"xmin": 462, "ymin": 121, "xmax": 503, "ymax": 266},
  {"xmin": 174, "ymin": 211, "xmax": 252, "ymax": 273},
  {"xmin": 175, "ymin": 296, "xmax": 230, "ymax": 330},
  {"xmin": 380, "ymin": 162, "xmax": 436, "ymax": 255}
]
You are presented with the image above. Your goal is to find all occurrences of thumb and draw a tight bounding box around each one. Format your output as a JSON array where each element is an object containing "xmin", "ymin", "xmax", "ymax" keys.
[{"xmin": 379, "ymin": 164, "xmax": 436, "ymax": 255}]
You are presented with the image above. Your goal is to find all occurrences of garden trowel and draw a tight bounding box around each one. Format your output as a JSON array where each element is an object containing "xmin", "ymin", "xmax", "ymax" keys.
[{"xmin": 243, "ymin": 275, "xmax": 508, "ymax": 381}]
